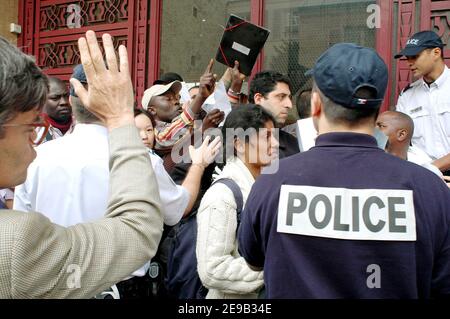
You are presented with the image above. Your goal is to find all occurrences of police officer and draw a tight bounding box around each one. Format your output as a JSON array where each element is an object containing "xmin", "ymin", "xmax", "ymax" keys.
[
  {"xmin": 395, "ymin": 30, "xmax": 450, "ymax": 174},
  {"xmin": 238, "ymin": 43, "xmax": 450, "ymax": 298}
]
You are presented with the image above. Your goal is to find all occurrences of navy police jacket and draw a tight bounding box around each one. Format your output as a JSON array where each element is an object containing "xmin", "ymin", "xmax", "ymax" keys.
[{"xmin": 239, "ymin": 132, "xmax": 450, "ymax": 298}]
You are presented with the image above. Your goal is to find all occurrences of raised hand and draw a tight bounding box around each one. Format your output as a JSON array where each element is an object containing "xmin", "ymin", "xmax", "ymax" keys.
[
  {"xmin": 189, "ymin": 135, "xmax": 222, "ymax": 169},
  {"xmin": 199, "ymin": 59, "xmax": 217, "ymax": 99},
  {"xmin": 202, "ymin": 109, "xmax": 225, "ymax": 132},
  {"xmin": 230, "ymin": 60, "xmax": 246, "ymax": 88},
  {"xmin": 70, "ymin": 31, "xmax": 134, "ymax": 131}
]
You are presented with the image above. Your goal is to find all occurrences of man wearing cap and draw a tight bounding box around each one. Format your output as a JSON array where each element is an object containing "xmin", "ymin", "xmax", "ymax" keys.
[
  {"xmin": 395, "ymin": 30, "xmax": 450, "ymax": 174},
  {"xmin": 153, "ymin": 72, "xmax": 189, "ymax": 105},
  {"xmin": 153, "ymin": 72, "xmax": 184, "ymax": 85},
  {"xmin": 238, "ymin": 43, "xmax": 450, "ymax": 298},
  {"xmin": 142, "ymin": 61, "xmax": 217, "ymax": 173},
  {"xmin": 142, "ymin": 80, "xmax": 187, "ymax": 149}
]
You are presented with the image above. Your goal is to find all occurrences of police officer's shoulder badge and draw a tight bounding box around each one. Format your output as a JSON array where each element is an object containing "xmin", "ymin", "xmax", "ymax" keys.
[{"xmin": 400, "ymin": 83, "xmax": 412, "ymax": 96}]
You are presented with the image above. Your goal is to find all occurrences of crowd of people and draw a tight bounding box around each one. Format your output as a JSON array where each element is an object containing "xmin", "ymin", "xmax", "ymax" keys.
[{"xmin": 0, "ymin": 28, "xmax": 449, "ymax": 299}]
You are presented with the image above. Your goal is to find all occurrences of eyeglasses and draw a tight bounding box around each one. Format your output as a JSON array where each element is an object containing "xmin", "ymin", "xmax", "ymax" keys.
[{"xmin": 1, "ymin": 113, "xmax": 50, "ymax": 146}]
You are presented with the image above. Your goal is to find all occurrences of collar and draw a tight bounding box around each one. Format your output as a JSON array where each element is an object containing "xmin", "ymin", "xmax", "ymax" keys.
[
  {"xmin": 315, "ymin": 132, "xmax": 379, "ymax": 149},
  {"xmin": 434, "ymin": 65, "xmax": 449, "ymax": 88},
  {"xmin": 72, "ymin": 123, "xmax": 108, "ymax": 136},
  {"xmin": 46, "ymin": 115, "xmax": 73, "ymax": 135},
  {"xmin": 219, "ymin": 157, "xmax": 255, "ymax": 184},
  {"xmin": 421, "ymin": 65, "xmax": 449, "ymax": 89}
]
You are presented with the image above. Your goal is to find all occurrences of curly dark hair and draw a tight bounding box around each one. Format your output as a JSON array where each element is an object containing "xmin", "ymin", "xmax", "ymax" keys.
[{"xmin": 248, "ymin": 70, "xmax": 291, "ymax": 103}]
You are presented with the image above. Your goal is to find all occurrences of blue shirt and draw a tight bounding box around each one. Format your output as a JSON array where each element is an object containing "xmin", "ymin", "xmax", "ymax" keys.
[{"xmin": 238, "ymin": 132, "xmax": 450, "ymax": 298}]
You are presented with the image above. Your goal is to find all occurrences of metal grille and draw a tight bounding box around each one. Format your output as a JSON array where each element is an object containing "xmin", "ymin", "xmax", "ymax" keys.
[
  {"xmin": 160, "ymin": 0, "xmax": 251, "ymax": 83},
  {"xmin": 264, "ymin": 0, "xmax": 377, "ymax": 95}
]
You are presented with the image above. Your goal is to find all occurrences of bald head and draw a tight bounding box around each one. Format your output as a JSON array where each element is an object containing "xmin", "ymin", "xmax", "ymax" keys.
[
  {"xmin": 376, "ymin": 111, "xmax": 414, "ymax": 159},
  {"xmin": 377, "ymin": 111, "xmax": 414, "ymax": 140}
]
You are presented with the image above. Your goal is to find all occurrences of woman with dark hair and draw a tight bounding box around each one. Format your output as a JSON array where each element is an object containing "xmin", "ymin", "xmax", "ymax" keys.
[{"xmin": 196, "ymin": 104, "xmax": 279, "ymax": 299}]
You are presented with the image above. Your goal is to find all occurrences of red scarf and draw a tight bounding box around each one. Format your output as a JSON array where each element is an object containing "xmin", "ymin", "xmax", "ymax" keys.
[{"xmin": 45, "ymin": 115, "xmax": 73, "ymax": 135}]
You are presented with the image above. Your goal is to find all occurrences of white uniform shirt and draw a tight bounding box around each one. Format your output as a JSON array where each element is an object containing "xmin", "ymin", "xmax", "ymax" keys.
[
  {"xmin": 14, "ymin": 123, "xmax": 188, "ymax": 277},
  {"xmin": 0, "ymin": 188, "xmax": 14, "ymax": 201},
  {"xmin": 0, "ymin": 188, "xmax": 14, "ymax": 208},
  {"xmin": 396, "ymin": 66, "xmax": 450, "ymax": 160},
  {"xmin": 407, "ymin": 145, "xmax": 443, "ymax": 177}
]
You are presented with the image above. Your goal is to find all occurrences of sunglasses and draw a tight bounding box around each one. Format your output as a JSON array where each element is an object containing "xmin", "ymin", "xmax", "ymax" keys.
[{"xmin": 1, "ymin": 113, "xmax": 50, "ymax": 146}]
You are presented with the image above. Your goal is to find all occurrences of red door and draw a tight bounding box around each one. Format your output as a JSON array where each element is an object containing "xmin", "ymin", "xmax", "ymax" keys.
[{"xmin": 17, "ymin": 0, "xmax": 160, "ymax": 105}]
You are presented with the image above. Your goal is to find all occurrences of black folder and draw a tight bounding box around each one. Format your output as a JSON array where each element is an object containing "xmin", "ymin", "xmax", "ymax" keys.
[{"xmin": 215, "ymin": 14, "xmax": 270, "ymax": 76}]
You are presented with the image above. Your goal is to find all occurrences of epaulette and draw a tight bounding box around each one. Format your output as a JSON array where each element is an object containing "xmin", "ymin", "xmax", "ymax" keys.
[
  {"xmin": 399, "ymin": 83, "xmax": 412, "ymax": 96},
  {"xmin": 400, "ymin": 79, "xmax": 421, "ymax": 96}
]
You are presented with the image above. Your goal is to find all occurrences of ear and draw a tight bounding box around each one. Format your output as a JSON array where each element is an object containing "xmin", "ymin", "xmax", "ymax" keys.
[
  {"xmin": 253, "ymin": 93, "xmax": 264, "ymax": 105},
  {"xmin": 432, "ymin": 47, "xmax": 442, "ymax": 60},
  {"xmin": 234, "ymin": 138, "xmax": 245, "ymax": 156},
  {"xmin": 397, "ymin": 128, "xmax": 408, "ymax": 142},
  {"xmin": 310, "ymin": 91, "xmax": 323, "ymax": 117},
  {"xmin": 148, "ymin": 106, "xmax": 157, "ymax": 117}
]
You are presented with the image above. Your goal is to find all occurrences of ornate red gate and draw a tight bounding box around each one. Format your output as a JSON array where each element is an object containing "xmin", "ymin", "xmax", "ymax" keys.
[
  {"xmin": 395, "ymin": 0, "xmax": 450, "ymax": 102},
  {"xmin": 17, "ymin": 0, "xmax": 160, "ymax": 104},
  {"xmin": 17, "ymin": 1, "xmax": 450, "ymax": 110}
]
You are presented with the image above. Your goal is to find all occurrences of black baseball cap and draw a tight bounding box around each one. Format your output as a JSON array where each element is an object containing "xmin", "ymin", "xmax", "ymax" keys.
[
  {"xmin": 153, "ymin": 72, "xmax": 183, "ymax": 85},
  {"xmin": 394, "ymin": 30, "xmax": 444, "ymax": 59},
  {"xmin": 70, "ymin": 64, "xmax": 87, "ymax": 97},
  {"xmin": 306, "ymin": 43, "xmax": 388, "ymax": 109}
]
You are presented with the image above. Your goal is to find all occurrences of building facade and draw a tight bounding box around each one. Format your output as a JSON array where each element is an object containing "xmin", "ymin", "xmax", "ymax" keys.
[
  {"xmin": 0, "ymin": 0, "xmax": 449, "ymax": 110},
  {"xmin": 1, "ymin": 0, "xmax": 19, "ymax": 44}
]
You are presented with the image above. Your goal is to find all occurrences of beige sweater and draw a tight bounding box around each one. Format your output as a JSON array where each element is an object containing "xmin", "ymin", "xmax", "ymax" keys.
[{"xmin": 196, "ymin": 158, "xmax": 264, "ymax": 299}]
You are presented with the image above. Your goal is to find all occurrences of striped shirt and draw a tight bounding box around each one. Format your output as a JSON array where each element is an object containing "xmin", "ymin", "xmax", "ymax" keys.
[{"xmin": 154, "ymin": 105, "xmax": 196, "ymax": 150}]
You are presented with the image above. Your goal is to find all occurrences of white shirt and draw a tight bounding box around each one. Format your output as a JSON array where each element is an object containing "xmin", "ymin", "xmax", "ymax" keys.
[
  {"xmin": 0, "ymin": 188, "xmax": 14, "ymax": 201},
  {"xmin": 407, "ymin": 145, "xmax": 443, "ymax": 177},
  {"xmin": 36, "ymin": 122, "xmax": 75, "ymax": 143},
  {"xmin": 14, "ymin": 124, "xmax": 110, "ymax": 225},
  {"xmin": 14, "ymin": 123, "xmax": 188, "ymax": 277},
  {"xmin": 0, "ymin": 188, "xmax": 14, "ymax": 208},
  {"xmin": 147, "ymin": 149, "xmax": 189, "ymax": 226},
  {"xmin": 396, "ymin": 66, "xmax": 450, "ymax": 160}
]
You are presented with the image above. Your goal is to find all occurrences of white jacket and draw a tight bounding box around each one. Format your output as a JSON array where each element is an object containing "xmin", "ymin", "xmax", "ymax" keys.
[{"xmin": 196, "ymin": 157, "xmax": 264, "ymax": 299}]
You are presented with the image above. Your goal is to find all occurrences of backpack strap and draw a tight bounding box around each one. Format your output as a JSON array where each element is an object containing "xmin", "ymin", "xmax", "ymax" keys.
[{"xmin": 212, "ymin": 178, "xmax": 243, "ymax": 224}]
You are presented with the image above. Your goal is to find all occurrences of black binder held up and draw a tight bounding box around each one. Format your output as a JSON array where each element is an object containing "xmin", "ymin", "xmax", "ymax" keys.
[{"xmin": 215, "ymin": 14, "xmax": 270, "ymax": 76}]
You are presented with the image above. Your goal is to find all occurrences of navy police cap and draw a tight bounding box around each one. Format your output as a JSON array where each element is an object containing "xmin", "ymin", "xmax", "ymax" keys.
[
  {"xmin": 70, "ymin": 64, "xmax": 87, "ymax": 97},
  {"xmin": 306, "ymin": 43, "xmax": 388, "ymax": 109},
  {"xmin": 394, "ymin": 30, "xmax": 444, "ymax": 59}
]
